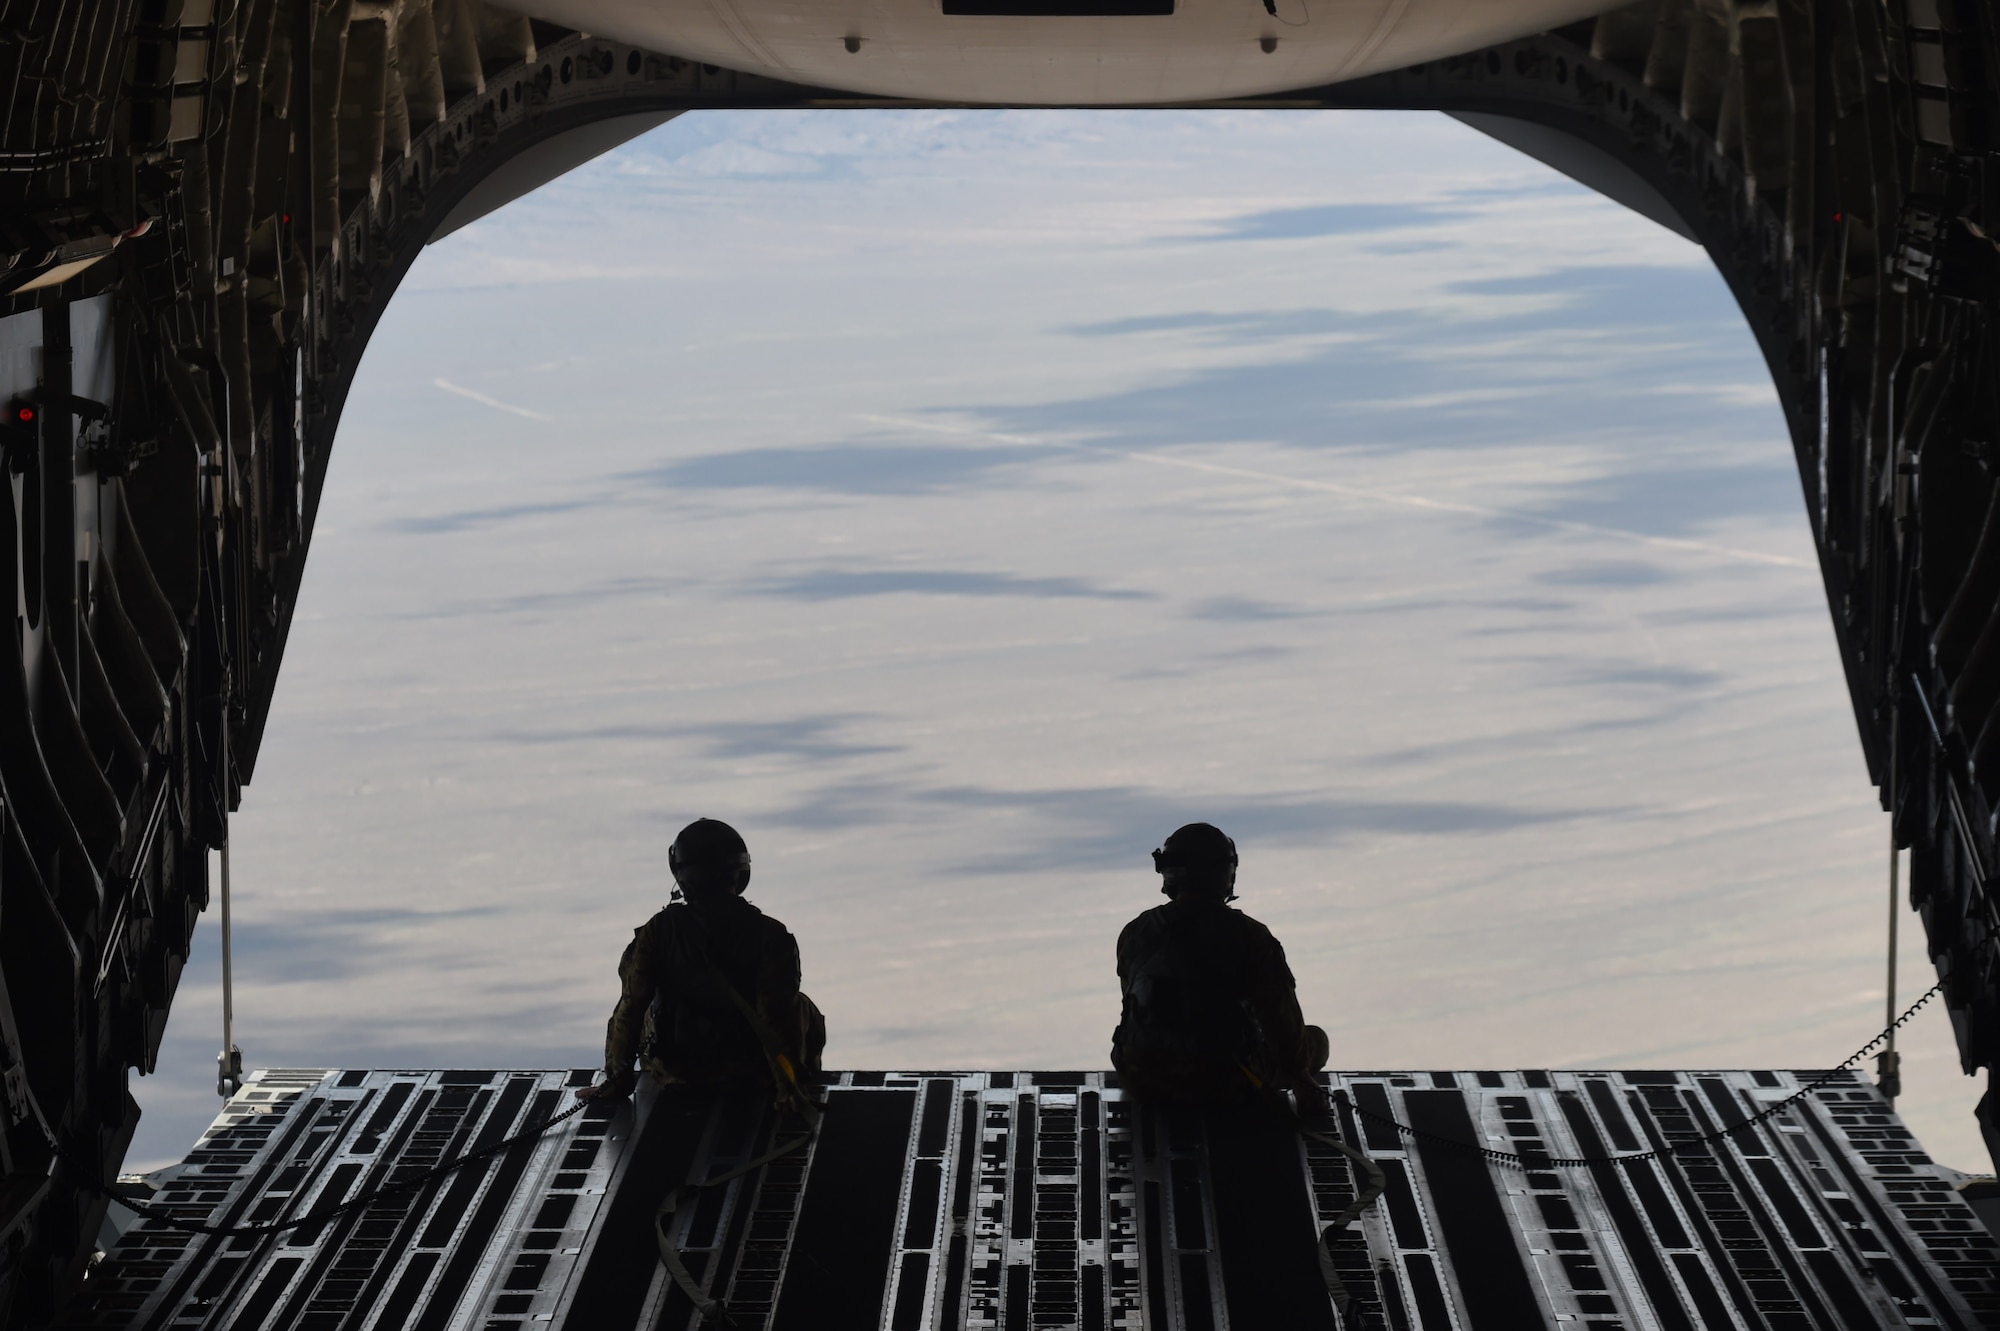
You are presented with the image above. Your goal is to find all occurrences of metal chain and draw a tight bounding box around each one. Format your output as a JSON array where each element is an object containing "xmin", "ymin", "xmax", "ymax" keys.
[{"xmin": 1347, "ymin": 982, "xmax": 1945, "ymax": 1170}]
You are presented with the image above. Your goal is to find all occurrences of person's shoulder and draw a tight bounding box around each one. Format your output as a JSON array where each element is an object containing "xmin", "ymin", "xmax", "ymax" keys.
[
  {"xmin": 1121, "ymin": 901, "xmax": 1171, "ymax": 929},
  {"xmin": 1223, "ymin": 905, "xmax": 1281, "ymax": 942},
  {"xmin": 1228, "ymin": 904, "xmax": 1274, "ymax": 931},
  {"xmin": 737, "ymin": 897, "xmax": 796, "ymax": 936},
  {"xmin": 1118, "ymin": 903, "xmax": 1172, "ymax": 943},
  {"xmin": 627, "ymin": 906, "xmax": 677, "ymax": 953}
]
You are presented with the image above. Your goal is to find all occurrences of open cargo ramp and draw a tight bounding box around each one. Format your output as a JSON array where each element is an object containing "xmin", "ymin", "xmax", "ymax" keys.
[{"xmin": 57, "ymin": 1068, "xmax": 2000, "ymax": 1329}]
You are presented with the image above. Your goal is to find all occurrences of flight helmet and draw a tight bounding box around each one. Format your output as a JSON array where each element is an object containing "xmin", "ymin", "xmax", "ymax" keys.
[
  {"xmin": 670, "ymin": 818, "xmax": 753, "ymax": 898},
  {"xmin": 1151, "ymin": 822, "xmax": 1238, "ymax": 900}
]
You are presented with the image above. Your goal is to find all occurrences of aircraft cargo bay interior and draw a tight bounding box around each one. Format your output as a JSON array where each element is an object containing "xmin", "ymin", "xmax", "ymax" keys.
[{"xmin": 4, "ymin": 0, "xmax": 2000, "ymax": 1326}]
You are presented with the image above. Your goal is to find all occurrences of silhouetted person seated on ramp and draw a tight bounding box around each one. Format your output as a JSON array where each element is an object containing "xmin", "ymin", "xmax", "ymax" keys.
[
  {"xmin": 1111, "ymin": 822, "xmax": 1330, "ymax": 1114},
  {"xmin": 576, "ymin": 818, "xmax": 824, "ymax": 1110}
]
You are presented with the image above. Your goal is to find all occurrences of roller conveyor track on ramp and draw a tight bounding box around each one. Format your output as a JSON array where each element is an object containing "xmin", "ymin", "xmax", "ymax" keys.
[{"xmin": 59, "ymin": 1069, "xmax": 2000, "ymax": 1330}]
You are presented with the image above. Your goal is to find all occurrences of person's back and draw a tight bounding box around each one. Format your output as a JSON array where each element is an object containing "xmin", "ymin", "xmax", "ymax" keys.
[
  {"xmin": 578, "ymin": 818, "xmax": 824, "ymax": 1105},
  {"xmin": 1111, "ymin": 823, "xmax": 1327, "ymax": 1109},
  {"xmin": 640, "ymin": 892, "xmax": 806, "ymax": 1082}
]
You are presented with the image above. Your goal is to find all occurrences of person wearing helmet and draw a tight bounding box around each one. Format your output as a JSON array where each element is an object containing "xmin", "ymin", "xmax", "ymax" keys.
[
  {"xmin": 1111, "ymin": 823, "xmax": 1329, "ymax": 1112},
  {"xmin": 576, "ymin": 818, "xmax": 825, "ymax": 1107}
]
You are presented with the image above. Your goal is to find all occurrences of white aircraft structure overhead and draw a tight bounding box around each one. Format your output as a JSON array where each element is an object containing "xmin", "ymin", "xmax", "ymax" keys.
[{"xmin": 520, "ymin": 0, "xmax": 1628, "ymax": 104}]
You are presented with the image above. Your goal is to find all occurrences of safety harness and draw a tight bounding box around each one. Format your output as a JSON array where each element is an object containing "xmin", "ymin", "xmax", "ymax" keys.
[
  {"xmin": 1297, "ymin": 1094, "xmax": 1387, "ymax": 1322},
  {"xmin": 650, "ymin": 917, "xmax": 823, "ymax": 1326}
]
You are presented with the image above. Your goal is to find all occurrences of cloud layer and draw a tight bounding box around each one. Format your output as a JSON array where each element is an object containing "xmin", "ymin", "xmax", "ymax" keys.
[{"xmin": 125, "ymin": 109, "xmax": 1984, "ymax": 1174}]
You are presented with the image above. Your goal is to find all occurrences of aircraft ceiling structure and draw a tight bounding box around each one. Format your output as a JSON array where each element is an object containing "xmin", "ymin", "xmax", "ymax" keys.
[
  {"xmin": 512, "ymin": 0, "xmax": 1626, "ymax": 104},
  {"xmin": 1, "ymin": 0, "xmax": 1998, "ymax": 1324}
]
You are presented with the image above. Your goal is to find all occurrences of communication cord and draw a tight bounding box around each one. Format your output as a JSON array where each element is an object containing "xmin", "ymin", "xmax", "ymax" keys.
[
  {"xmin": 217, "ymin": 835, "xmax": 240, "ymax": 1099},
  {"xmin": 1883, "ymin": 833, "xmax": 1903, "ymax": 1101},
  {"xmin": 216, "ymin": 688, "xmax": 243, "ymax": 1101},
  {"xmin": 1881, "ymin": 716, "xmax": 1903, "ymax": 1102}
]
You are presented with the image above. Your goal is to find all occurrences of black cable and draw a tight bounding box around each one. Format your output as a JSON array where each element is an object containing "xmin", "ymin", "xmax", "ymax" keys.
[
  {"xmin": 1346, "ymin": 982, "xmax": 1945, "ymax": 1170},
  {"xmin": 79, "ymin": 1099, "xmax": 590, "ymax": 1237}
]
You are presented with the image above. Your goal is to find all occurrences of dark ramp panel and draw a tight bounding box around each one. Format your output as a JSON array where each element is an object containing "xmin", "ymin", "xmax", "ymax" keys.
[
  {"xmin": 770, "ymin": 1088, "xmax": 916, "ymax": 1331},
  {"xmin": 1555, "ymin": 1091, "xmax": 1692, "ymax": 1331},
  {"xmin": 415, "ymin": 1084, "xmax": 558, "ymax": 1331},
  {"xmin": 560, "ymin": 1086, "xmax": 708, "ymax": 1331},
  {"xmin": 1203, "ymin": 1102, "xmax": 1338, "ymax": 1330},
  {"xmin": 1402, "ymin": 1089, "xmax": 1540, "ymax": 1327}
]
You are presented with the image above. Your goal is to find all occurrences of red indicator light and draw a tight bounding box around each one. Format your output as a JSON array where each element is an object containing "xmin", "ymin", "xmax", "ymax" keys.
[{"xmin": 15, "ymin": 407, "xmax": 31, "ymax": 423}]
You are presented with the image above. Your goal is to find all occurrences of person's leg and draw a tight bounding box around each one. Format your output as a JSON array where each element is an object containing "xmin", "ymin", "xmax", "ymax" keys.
[
  {"xmin": 795, "ymin": 992, "xmax": 828, "ymax": 1073},
  {"xmin": 1299, "ymin": 1025, "xmax": 1330, "ymax": 1073}
]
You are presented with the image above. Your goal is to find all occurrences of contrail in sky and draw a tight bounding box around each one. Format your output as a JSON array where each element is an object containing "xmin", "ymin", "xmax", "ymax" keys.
[
  {"xmin": 865, "ymin": 414, "xmax": 1811, "ymax": 571},
  {"xmin": 434, "ymin": 378, "xmax": 550, "ymax": 420}
]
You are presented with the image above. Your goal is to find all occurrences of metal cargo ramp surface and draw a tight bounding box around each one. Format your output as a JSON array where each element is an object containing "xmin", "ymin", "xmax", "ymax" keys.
[{"xmin": 61, "ymin": 1068, "xmax": 2000, "ymax": 1329}]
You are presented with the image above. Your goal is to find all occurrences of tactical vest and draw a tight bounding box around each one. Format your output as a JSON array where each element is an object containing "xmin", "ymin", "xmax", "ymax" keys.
[
  {"xmin": 644, "ymin": 901, "xmax": 776, "ymax": 1077},
  {"xmin": 1114, "ymin": 904, "xmax": 1267, "ymax": 1073}
]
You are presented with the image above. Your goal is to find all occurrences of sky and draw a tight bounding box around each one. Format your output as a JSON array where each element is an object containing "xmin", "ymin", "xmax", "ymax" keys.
[{"xmin": 126, "ymin": 108, "xmax": 1990, "ymax": 1174}]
